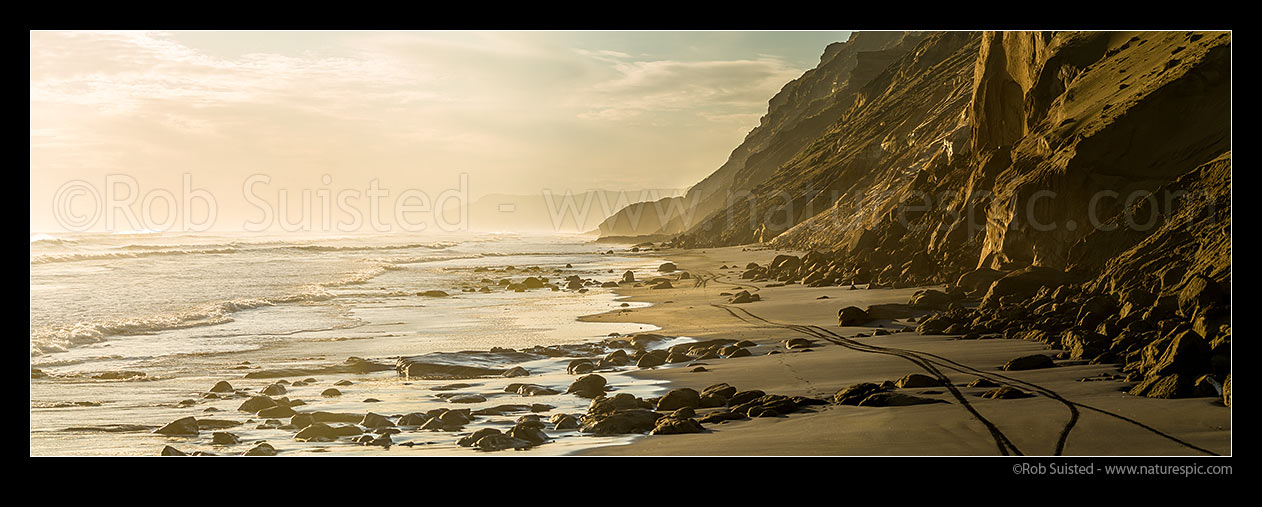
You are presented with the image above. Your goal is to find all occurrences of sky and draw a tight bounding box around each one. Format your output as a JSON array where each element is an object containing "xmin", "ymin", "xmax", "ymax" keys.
[{"xmin": 29, "ymin": 30, "xmax": 853, "ymax": 233}]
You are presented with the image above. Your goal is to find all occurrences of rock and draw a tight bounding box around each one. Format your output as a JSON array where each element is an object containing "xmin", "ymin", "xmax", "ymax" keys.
[
  {"xmin": 656, "ymin": 388, "xmax": 701, "ymax": 411},
  {"xmin": 242, "ymin": 442, "xmax": 277, "ymax": 456},
  {"xmin": 257, "ymin": 405, "xmax": 296, "ymax": 418},
  {"xmin": 475, "ymin": 433, "xmax": 532, "ymax": 451},
  {"xmin": 154, "ymin": 417, "xmax": 199, "ymax": 436},
  {"xmin": 967, "ymin": 378, "xmax": 1001, "ymax": 388},
  {"xmin": 697, "ymin": 410, "xmax": 747, "ymax": 424},
  {"xmin": 1177, "ymin": 274, "xmax": 1226, "ymax": 318},
  {"xmin": 506, "ymin": 422, "xmax": 549, "ymax": 445},
  {"xmin": 565, "ymin": 374, "xmax": 607, "ymax": 398},
  {"xmin": 981, "ymin": 387, "xmax": 1035, "ymax": 399},
  {"xmin": 857, "ymin": 392, "xmax": 948, "ymax": 407},
  {"xmin": 651, "ymin": 280, "xmax": 673, "ymax": 289},
  {"xmin": 731, "ymin": 394, "xmax": 801, "ymax": 417},
  {"xmin": 588, "ymin": 393, "xmax": 649, "ymax": 415},
  {"xmin": 448, "ymin": 394, "xmax": 488, "ymax": 404},
  {"xmin": 1060, "ymin": 328, "xmax": 1111, "ymax": 360},
  {"xmin": 908, "ymin": 289, "xmax": 952, "ymax": 309},
  {"xmin": 833, "ymin": 383, "xmax": 884, "ymax": 405},
  {"xmin": 503, "ymin": 366, "xmax": 530, "ymax": 377},
  {"xmin": 567, "ymin": 359, "xmax": 595, "ymax": 375},
  {"xmin": 894, "ymin": 373, "xmax": 940, "ymax": 388},
  {"xmin": 334, "ymin": 380, "xmax": 353, "ymax": 386},
  {"xmin": 457, "ymin": 428, "xmax": 502, "ymax": 447},
  {"xmin": 211, "ymin": 432, "xmax": 240, "ymax": 445},
  {"xmin": 360, "ymin": 412, "xmax": 395, "ymax": 428},
  {"xmin": 726, "ymin": 390, "xmax": 766, "ymax": 406},
  {"xmin": 419, "ymin": 290, "xmax": 449, "ymax": 297},
  {"xmin": 701, "ymin": 383, "xmax": 737, "ymax": 400},
  {"xmin": 295, "ymin": 423, "xmax": 360, "ymax": 442},
  {"xmin": 603, "ymin": 349, "xmax": 629, "ymax": 366},
  {"xmin": 726, "ymin": 347, "xmax": 752, "ymax": 358},
  {"xmin": 1151, "ymin": 330, "xmax": 1210, "ymax": 377},
  {"xmin": 580, "ymin": 409, "xmax": 663, "ymax": 435},
  {"xmin": 551, "ymin": 414, "xmax": 580, "ymax": 431},
  {"xmin": 729, "ymin": 290, "xmax": 760, "ymax": 304},
  {"xmin": 659, "ymin": 262, "xmax": 677, "ymax": 272},
  {"xmin": 838, "ymin": 306, "xmax": 870, "ymax": 326},
  {"xmin": 980, "ymin": 266, "xmax": 1070, "ymax": 308},
  {"xmin": 159, "ymin": 445, "xmax": 186, "ymax": 456},
  {"xmin": 956, "ymin": 268, "xmax": 1005, "ymax": 294},
  {"xmin": 209, "ymin": 381, "xmax": 234, "ymax": 393},
  {"xmin": 259, "ymin": 383, "xmax": 287, "ymax": 396},
  {"xmin": 1193, "ymin": 375, "xmax": 1223, "ymax": 398},
  {"xmin": 1002, "ymin": 354, "xmax": 1055, "ymax": 371},
  {"xmin": 321, "ymin": 388, "xmax": 341, "ymax": 397},
  {"xmin": 636, "ymin": 353, "xmax": 666, "ymax": 368},
  {"xmin": 622, "ymin": 270, "xmax": 636, "ymax": 282},
  {"xmin": 783, "ymin": 338, "xmax": 813, "ymax": 350},
  {"xmin": 650, "ymin": 417, "xmax": 705, "ymax": 435},
  {"xmin": 1224, "ymin": 375, "xmax": 1231, "ymax": 407},
  {"xmin": 1128, "ymin": 373, "xmax": 1195, "ymax": 399}
]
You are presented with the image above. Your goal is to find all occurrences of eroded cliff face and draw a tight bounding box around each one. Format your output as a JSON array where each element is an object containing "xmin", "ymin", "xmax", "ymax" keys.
[
  {"xmin": 595, "ymin": 31, "xmax": 923, "ymax": 237},
  {"xmin": 662, "ymin": 31, "xmax": 1228, "ymax": 295}
]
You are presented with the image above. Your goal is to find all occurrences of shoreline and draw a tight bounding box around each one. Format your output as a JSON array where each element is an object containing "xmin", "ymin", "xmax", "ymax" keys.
[
  {"xmin": 569, "ymin": 245, "xmax": 1231, "ymax": 456},
  {"xmin": 30, "ymin": 241, "xmax": 1231, "ymax": 457}
]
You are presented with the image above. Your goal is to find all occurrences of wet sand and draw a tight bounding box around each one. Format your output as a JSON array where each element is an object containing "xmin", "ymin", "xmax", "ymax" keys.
[{"xmin": 573, "ymin": 246, "xmax": 1231, "ymax": 456}]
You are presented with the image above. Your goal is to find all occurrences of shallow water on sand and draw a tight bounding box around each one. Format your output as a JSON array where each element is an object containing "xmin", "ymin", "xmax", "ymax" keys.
[{"xmin": 30, "ymin": 231, "xmax": 681, "ymax": 456}]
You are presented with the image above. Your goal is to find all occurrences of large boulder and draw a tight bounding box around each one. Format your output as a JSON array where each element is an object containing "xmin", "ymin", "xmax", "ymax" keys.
[
  {"xmin": 579, "ymin": 409, "xmax": 663, "ymax": 435},
  {"xmin": 658, "ymin": 262, "xmax": 677, "ymax": 273},
  {"xmin": 837, "ymin": 306, "xmax": 871, "ymax": 326},
  {"xmin": 154, "ymin": 417, "xmax": 199, "ymax": 436},
  {"xmin": 656, "ymin": 388, "xmax": 701, "ymax": 411},
  {"xmin": 956, "ymin": 268, "xmax": 1006, "ymax": 294},
  {"xmin": 980, "ymin": 266, "xmax": 1071, "ymax": 308},
  {"xmin": 908, "ymin": 289, "xmax": 952, "ymax": 310},
  {"xmin": 894, "ymin": 373, "xmax": 940, "ymax": 388},
  {"xmin": 650, "ymin": 417, "xmax": 705, "ymax": 435},
  {"xmin": 565, "ymin": 374, "xmax": 607, "ymax": 398}
]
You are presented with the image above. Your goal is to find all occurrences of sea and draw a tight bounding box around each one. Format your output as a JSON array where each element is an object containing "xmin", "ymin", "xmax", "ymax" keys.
[{"xmin": 29, "ymin": 231, "xmax": 678, "ymax": 456}]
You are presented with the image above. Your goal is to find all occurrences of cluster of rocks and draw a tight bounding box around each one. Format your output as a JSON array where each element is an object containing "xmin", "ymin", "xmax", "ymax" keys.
[
  {"xmin": 738, "ymin": 249, "xmax": 946, "ymax": 289},
  {"xmin": 907, "ymin": 267, "xmax": 1230, "ymax": 403},
  {"xmin": 577, "ymin": 382, "xmax": 826, "ymax": 436}
]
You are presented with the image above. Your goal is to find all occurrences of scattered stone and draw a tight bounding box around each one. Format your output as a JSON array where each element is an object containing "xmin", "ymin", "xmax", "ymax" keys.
[
  {"xmin": 211, "ymin": 432, "xmax": 240, "ymax": 445},
  {"xmin": 967, "ymin": 378, "xmax": 1001, "ymax": 388},
  {"xmin": 321, "ymin": 388, "xmax": 341, "ymax": 397},
  {"xmin": 209, "ymin": 381, "xmax": 234, "ymax": 393},
  {"xmin": 154, "ymin": 416, "xmax": 199, "ymax": 436},
  {"xmin": 857, "ymin": 392, "xmax": 948, "ymax": 407},
  {"xmin": 894, "ymin": 373, "xmax": 940, "ymax": 388},
  {"xmin": 833, "ymin": 383, "xmax": 884, "ymax": 405},
  {"xmin": 242, "ymin": 442, "xmax": 277, "ymax": 456},
  {"xmin": 838, "ymin": 306, "xmax": 870, "ymax": 326},
  {"xmin": 656, "ymin": 388, "xmax": 701, "ymax": 411},
  {"xmin": 565, "ymin": 374, "xmax": 607, "ymax": 398},
  {"xmin": 981, "ymin": 387, "xmax": 1035, "ymax": 399}
]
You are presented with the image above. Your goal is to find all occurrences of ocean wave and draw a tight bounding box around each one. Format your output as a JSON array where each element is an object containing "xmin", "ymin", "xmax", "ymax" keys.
[
  {"xmin": 319, "ymin": 263, "xmax": 403, "ymax": 287},
  {"xmin": 30, "ymin": 247, "xmax": 239, "ymax": 265},
  {"xmin": 29, "ymin": 289, "xmax": 334, "ymax": 356},
  {"xmin": 283, "ymin": 242, "xmax": 458, "ymax": 252}
]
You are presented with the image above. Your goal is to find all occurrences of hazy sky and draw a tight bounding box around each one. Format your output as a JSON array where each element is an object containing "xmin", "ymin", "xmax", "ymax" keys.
[{"xmin": 30, "ymin": 30, "xmax": 852, "ymax": 233}]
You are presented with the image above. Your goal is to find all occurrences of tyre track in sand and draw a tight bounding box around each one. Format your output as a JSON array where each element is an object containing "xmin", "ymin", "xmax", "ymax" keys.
[{"xmin": 695, "ymin": 271, "xmax": 1219, "ymax": 456}]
